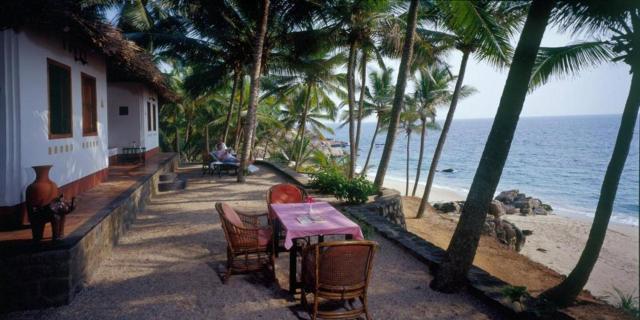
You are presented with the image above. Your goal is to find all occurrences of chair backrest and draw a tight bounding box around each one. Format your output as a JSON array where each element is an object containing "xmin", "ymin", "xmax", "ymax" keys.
[
  {"xmin": 267, "ymin": 183, "xmax": 306, "ymax": 220},
  {"xmin": 216, "ymin": 202, "xmax": 244, "ymax": 228},
  {"xmin": 304, "ymin": 240, "xmax": 378, "ymax": 292}
]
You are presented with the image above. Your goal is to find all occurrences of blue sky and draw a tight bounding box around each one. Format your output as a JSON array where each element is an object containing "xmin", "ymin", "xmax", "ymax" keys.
[{"xmin": 378, "ymin": 26, "xmax": 632, "ymax": 121}]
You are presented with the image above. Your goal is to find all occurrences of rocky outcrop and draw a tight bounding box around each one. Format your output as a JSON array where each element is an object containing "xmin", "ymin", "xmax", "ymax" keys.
[
  {"xmin": 433, "ymin": 201, "xmax": 462, "ymax": 214},
  {"xmin": 495, "ymin": 189, "xmax": 552, "ymax": 216},
  {"xmin": 483, "ymin": 216, "xmax": 527, "ymax": 252}
]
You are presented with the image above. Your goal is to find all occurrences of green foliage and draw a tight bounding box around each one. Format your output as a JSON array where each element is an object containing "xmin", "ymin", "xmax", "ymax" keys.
[
  {"xmin": 501, "ymin": 285, "xmax": 529, "ymax": 302},
  {"xmin": 605, "ymin": 288, "xmax": 640, "ymax": 319},
  {"xmin": 310, "ymin": 171, "xmax": 378, "ymax": 205}
]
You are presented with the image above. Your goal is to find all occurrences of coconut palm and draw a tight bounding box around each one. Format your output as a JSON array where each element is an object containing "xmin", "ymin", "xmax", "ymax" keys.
[
  {"xmin": 540, "ymin": 1, "xmax": 638, "ymax": 307},
  {"xmin": 416, "ymin": 0, "xmax": 522, "ymax": 218},
  {"xmin": 401, "ymin": 96, "xmax": 422, "ymax": 196},
  {"xmin": 361, "ymin": 68, "xmax": 395, "ymax": 176},
  {"xmin": 410, "ymin": 67, "xmax": 476, "ymax": 196},
  {"xmin": 323, "ymin": 0, "xmax": 395, "ymax": 179},
  {"xmin": 265, "ymin": 51, "xmax": 344, "ymax": 170},
  {"xmin": 373, "ymin": 0, "xmax": 420, "ymax": 188},
  {"xmin": 430, "ymin": 0, "xmax": 556, "ymax": 292}
]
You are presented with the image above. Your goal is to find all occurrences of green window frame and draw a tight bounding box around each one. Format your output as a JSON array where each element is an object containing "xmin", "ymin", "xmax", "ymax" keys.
[{"xmin": 48, "ymin": 58, "xmax": 72, "ymax": 139}]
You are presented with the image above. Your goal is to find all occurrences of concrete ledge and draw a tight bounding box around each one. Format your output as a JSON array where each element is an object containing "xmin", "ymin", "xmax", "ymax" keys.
[
  {"xmin": 0, "ymin": 154, "xmax": 177, "ymax": 312},
  {"xmin": 254, "ymin": 160, "xmax": 310, "ymax": 187}
]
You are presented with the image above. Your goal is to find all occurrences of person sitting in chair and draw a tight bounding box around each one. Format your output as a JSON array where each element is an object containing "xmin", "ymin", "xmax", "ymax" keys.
[{"xmin": 214, "ymin": 142, "xmax": 239, "ymax": 164}]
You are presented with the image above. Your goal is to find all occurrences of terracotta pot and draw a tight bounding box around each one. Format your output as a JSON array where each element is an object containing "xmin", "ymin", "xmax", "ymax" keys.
[{"xmin": 26, "ymin": 165, "xmax": 59, "ymax": 209}]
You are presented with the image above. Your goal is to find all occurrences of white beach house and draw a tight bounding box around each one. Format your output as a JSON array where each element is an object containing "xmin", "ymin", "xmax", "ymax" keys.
[{"xmin": 0, "ymin": 14, "xmax": 175, "ymax": 228}]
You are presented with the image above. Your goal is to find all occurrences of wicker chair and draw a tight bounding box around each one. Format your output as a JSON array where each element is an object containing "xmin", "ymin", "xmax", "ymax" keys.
[
  {"xmin": 301, "ymin": 240, "xmax": 378, "ymax": 320},
  {"xmin": 266, "ymin": 183, "xmax": 307, "ymax": 256},
  {"xmin": 215, "ymin": 202, "xmax": 274, "ymax": 283}
]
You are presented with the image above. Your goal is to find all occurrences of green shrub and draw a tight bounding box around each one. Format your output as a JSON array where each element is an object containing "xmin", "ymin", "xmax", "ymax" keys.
[
  {"xmin": 310, "ymin": 170, "xmax": 347, "ymax": 195},
  {"xmin": 501, "ymin": 285, "xmax": 529, "ymax": 302},
  {"xmin": 310, "ymin": 171, "xmax": 378, "ymax": 204},
  {"xmin": 341, "ymin": 176, "xmax": 378, "ymax": 204},
  {"xmin": 606, "ymin": 288, "xmax": 639, "ymax": 319}
]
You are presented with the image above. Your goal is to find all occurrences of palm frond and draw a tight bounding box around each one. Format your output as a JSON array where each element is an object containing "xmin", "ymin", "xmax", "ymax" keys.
[{"xmin": 530, "ymin": 41, "xmax": 613, "ymax": 91}]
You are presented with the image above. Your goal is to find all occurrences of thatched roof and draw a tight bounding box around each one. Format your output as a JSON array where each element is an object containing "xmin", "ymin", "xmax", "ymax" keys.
[{"xmin": 0, "ymin": 0, "xmax": 178, "ymax": 102}]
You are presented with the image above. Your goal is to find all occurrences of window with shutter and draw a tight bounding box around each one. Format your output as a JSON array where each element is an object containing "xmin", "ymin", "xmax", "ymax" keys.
[
  {"xmin": 153, "ymin": 104, "xmax": 157, "ymax": 131},
  {"xmin": 48, "ymin": 59, "xmax": 72, "ymax": 139},
  {"xmin": 147, "ymin": 101, "xmax": 152, "ymax": 131},
  {"xmin": 82, "ymin": 73, "xmax": 97, "ymax": 136}
]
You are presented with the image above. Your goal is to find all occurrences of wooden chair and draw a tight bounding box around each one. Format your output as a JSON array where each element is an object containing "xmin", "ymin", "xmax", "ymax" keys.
[
  {"xmin": 301, "ymin": 240, "xmax": 378, "ymax": 320},
  {"xmin": 266, "ymin": 183, "xmax": 307, "ymax": 256},
  {"xmin": 215, "ymin": 202, "xmax": 274, "ymax": 283}
]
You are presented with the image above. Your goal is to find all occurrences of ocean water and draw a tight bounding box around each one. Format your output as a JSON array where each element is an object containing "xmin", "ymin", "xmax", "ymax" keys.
[{"xmin": 328, "ymin": 115, "xmax": 640, "ymax": 226}]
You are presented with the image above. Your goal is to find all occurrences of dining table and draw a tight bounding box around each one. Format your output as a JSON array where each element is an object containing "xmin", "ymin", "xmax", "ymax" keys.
[{"xmin": 269, "ymin": 202, "xmax": 364, "ymax": 294}]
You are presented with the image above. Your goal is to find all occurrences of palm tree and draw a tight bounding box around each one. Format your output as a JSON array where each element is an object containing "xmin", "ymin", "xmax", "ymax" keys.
[
  {"xmin": 430, "ymin": 0, "xmax": 555, "ymax": 292},
  {"xmin": 373, "ymin": 0, "xmax": 420, "ymax": 188},
  {"xmin": 410, "ymin": 67, "xmax": 475, "ymax": 196},
  {"xmin": 265, "ymin": 51, "xmax": 344, "ymax": 170},
  {"xmin": 324, "ymin": 0, "xmax": 394, "ymax": 179},
  {"xmin": 238, "ymin": 0, "xmax": 270, "ymax": 182},
  {"xmin": 541, "ymin": 2, "xmax": 638, "ymax": 307},
  {"xmin": 361, "ymin": 68, "xmax": 394, "ymax": 176},
  {"xmin": 416, "ymin": 0, "xmax": 520, "ymax": 218},
  {"xmin": 401, "ymin": 96, "xmax": 421, "ymax": 196}
]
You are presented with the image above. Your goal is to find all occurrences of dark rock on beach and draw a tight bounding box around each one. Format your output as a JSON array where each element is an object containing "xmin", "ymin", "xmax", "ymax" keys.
[{"xmin": 433, "ymin": 201, "xmax": 461, "ymax": 214}]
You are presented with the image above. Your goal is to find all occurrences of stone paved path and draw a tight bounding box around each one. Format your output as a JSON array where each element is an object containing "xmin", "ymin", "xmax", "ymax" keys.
[{"xmin": 7, "ymin": 165, "xmax": 503, "ymax": 320}]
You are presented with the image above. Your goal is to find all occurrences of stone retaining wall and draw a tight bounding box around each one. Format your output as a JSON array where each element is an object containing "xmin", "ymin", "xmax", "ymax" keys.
[
  {"xmin": 0, "ymin": 155, "xmax": 176, "ymax": 312},
  {"xmin": 343, "ymin": 188, "xmax": 406, "ymax": 229}
]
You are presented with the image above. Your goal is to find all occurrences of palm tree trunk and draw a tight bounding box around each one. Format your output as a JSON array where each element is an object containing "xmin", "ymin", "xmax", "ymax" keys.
[
  {"xmin": 430, "ymin": 0, "xmax": 554, "ymax": 292},
  {"xmin": 412, "ymin": 118, "xmax": 427, "ymax": 196},
  {"xmin": 541, "ymin": 71, "xmax": 640, "ymax": 307},
  {"xmin": 405, "ymin": 130, "xmax": 411, "ymax": 196},
  {"xmin": 175, "ymin": 108, "xmax": 180, "ymax": 161},
  {"xmin": 233, "ymin": 75, "xmax": 245, "ymax": 151},
  {"xmin": 295, "ymin": 83, "xmax": 313, "ymax": 171},
  {"xmin": 361, "ymin": 117, "xmax": 380, "ymax": 176},
  {"xmin": 205, "ymin": 124, "xmax": 210, "ymax": 155},
  {"xmin": 222, "ymin": 69, "xmax": 240, "ymax": 143},
  {"xmin": 347, "ymin": 40, "xmax": 358, "ymax": 179},
  {"xmin": 238, "ymin": 0, "xmax": 269, "ymax": 183},
  {"xmin": 416, "ymin": 50, "xmax": 471, "ymax": 217},
  {"xmin": 373, "ymin": 0, "xmax": 419, "ymax": 188},
  {"xmin": 355, "ymin": 50, "xmax": 367, "ymax": 171}
]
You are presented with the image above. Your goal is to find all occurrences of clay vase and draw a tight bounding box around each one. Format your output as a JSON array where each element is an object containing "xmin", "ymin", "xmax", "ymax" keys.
[{"xmin": 26, "ymin": 165, "xmax": 58, "ymax": 240}]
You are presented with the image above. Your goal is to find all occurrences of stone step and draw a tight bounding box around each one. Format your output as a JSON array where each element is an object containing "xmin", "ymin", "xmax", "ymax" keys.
[
  {"xmin": 158, "ymin": 179, "xmax": 187, "ymax": 192},
  {"xmin": 159, "ymin": 173, "xmax": 178, "ymax": 182}
]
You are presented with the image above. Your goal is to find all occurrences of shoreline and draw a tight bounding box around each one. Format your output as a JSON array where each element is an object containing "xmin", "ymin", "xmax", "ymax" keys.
[{"xmin": 378, "ymin": 177, "xmax": 639, "ymax": 302}]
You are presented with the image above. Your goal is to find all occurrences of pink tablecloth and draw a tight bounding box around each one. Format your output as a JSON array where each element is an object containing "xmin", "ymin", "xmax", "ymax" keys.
[{"xmin": 270, "ymin": 202, "xmax": 364, "ymax": 249}]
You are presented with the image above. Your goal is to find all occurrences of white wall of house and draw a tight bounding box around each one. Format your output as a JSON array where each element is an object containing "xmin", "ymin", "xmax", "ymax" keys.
[
  {"xmin": 107, "ymin": 83, "xmax": 159, "ymax": 152},
  {"xmin": 107, "ymin": 82, "xmax": 143, "ymax": 150},
  {"xmin": 0, "ymin": 28, "xmax": 109, "ymax": 206}
]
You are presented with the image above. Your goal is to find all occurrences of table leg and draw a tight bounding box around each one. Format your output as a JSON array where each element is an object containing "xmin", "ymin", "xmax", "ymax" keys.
[
  {"xmin": 289, "ymin": 241, "xmax": 297, "ymax": 295},
  {"xmin": 274, "ymin": 220, "xmax": 281, "ymax": 258}
]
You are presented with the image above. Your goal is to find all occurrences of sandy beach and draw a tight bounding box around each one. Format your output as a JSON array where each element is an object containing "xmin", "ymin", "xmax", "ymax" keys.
[{"xmin": 381, "ymin": 178, "xmax": 640, "ymax": 302}]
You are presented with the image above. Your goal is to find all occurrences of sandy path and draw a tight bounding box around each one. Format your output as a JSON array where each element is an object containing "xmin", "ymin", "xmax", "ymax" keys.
[{"xmin": 7, "ymin": 165, "xmax": 502, "ymax": 320}]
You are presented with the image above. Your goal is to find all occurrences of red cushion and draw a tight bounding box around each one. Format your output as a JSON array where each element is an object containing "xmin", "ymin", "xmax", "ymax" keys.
[
  {"xmin": 258, "ymin": 228, "xmax": 272, "ymax": 246},
  {"xmin": 221, "ymin": 203, "xmax": 244, "ymax": 228}
]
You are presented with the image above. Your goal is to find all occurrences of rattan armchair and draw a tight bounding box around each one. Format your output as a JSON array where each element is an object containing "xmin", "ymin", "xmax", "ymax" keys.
[
  {"xmin": 266, "ymin": 183, "xmax": 307, "ymax": 256},
  {"xmin": 301, "ymin": 240, "xmax": 378, "ymax": 320},
  {"xmin": 215, "ymin": 202, "xmax": 274, "ymax": 283}
]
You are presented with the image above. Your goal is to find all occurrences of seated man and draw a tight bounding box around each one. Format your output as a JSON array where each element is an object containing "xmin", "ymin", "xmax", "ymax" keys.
[{"xmin": 214, "ymin": 142, "xmax": 239, "ymax": 164}]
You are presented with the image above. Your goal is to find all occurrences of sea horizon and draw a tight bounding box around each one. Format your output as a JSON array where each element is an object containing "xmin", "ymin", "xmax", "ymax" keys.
[{"xmin": 328, "ymin": 114, "xmax": 640, "ymax": 226}]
